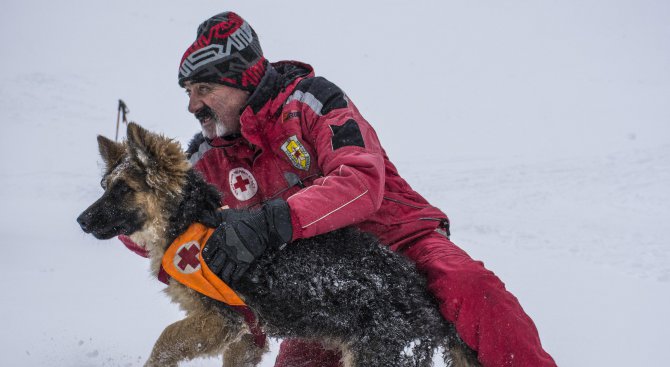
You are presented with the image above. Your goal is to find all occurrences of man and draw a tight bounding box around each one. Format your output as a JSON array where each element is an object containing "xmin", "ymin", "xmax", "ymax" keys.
[{"xmin": 176, "ymin": 11, "xmax": 556, "ymax": 366}]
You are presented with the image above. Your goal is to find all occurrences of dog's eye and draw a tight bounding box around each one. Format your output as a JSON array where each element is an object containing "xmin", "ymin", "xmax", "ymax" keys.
[
  {"xmin": 110, "ymin": 180, "xmax": 134, "ymax": 197},
  {"xmin": 100, "ymin": 178, "xmax": 107, "ymax": 190}
]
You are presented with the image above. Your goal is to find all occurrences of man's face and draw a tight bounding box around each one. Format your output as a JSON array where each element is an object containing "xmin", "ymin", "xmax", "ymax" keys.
[{"xmin": 184, "ymin": 81, "xmax": 249, "ymax": 139}]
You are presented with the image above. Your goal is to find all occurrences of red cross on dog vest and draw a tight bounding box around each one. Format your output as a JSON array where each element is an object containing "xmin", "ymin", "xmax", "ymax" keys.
[{"xmin": 161, "ymin": 223, "xmax": 246, "ymax": 306}]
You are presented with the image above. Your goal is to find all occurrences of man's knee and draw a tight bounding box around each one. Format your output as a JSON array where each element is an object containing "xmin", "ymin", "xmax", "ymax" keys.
[{"xmin": 275, "ymin": 339, "xmax": 342, "ymax": 367}]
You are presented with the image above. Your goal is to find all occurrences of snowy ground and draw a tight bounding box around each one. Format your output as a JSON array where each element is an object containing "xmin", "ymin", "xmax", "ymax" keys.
[{"xmin": 1, "ymin": 1, "xmax": 669, "ymax": 366}]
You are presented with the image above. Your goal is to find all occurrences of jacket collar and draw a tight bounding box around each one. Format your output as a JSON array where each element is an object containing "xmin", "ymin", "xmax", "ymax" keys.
[
  {"xmin": 240, "ymin": 61, "xmax": 314, "ymax": 147},
  {"xmin": 245, "ymin": 61, "xmax": 314, "ymax": 114}
]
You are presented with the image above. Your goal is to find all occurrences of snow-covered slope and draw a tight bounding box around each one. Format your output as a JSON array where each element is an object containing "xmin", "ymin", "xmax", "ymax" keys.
[{"xmin": 1, "ymin": 1, "xmax": 668, "ymax": 366}]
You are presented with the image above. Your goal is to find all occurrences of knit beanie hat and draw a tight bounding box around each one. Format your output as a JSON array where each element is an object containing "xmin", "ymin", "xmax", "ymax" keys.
[{"xmin": 178, "ymin": 12, "xmax": 267, "ymax": 91}]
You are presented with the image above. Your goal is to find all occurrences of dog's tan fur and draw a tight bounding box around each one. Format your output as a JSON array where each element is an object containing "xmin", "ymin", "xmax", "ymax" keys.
[{"xmin": 97, "ymin": 125, "xmax": 266, "ymax": 367}]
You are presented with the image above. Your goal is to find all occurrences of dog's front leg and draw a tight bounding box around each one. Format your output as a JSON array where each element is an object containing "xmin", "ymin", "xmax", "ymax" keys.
[
  {"xmin": 144, "ymin": 309, "xmax": 243, "ymax": 367},
  {"xmin": 222, "ymin": 332, "xmax": 268, "ymax": 367}
]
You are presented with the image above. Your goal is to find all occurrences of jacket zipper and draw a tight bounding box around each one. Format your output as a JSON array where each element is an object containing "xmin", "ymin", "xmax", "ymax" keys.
[{"xmin": 382, "ymin": 196, "xmax": 430, "ymax": 209}]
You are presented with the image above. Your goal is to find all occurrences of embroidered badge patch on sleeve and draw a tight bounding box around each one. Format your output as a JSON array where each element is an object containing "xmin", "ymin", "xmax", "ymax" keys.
[{"xmin": 281, "ymin": 135, "xmax": 311, "ymax": 171}]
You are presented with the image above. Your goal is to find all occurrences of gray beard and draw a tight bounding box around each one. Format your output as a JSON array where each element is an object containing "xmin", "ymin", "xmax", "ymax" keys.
[
  {"xmin": 215, "ymin": 120, "xmax": 230, "ymax": 138},
  {"xmin": 201, "ymin": 118, "xmax": 230, "ymax": 139}
]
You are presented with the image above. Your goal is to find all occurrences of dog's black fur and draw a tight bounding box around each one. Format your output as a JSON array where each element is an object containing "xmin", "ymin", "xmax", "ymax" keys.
[{"xmin": 78, "ymin": 124, "xmax": 479, "ymax": 366}]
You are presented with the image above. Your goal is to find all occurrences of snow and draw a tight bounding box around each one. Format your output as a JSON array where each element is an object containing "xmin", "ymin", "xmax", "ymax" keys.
[{"xmin": 1, "ymin": 0, "xmax": 669, "ymax": 366}]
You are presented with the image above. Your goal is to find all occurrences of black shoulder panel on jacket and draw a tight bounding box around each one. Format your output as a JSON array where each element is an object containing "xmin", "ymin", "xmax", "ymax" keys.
[
  {"xmin": 330, "ymin": 119, "xmax": 365, "ymax": 150},
  {"xmin": 186, "ymin": 132, "xmax": 205, "ymax": 159},
  {"xmin": 295, "ymin": 77, "xmax": 348, "ymax": 115}
]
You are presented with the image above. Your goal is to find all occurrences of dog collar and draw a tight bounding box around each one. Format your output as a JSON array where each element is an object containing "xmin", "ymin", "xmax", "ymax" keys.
[
  {"xmin": 118, "ymin": 235, "xmax": 171, "ymax": 284},
  {"xmin": 118, "ymin": 235, "xmax": 149, "ymax": 258}
]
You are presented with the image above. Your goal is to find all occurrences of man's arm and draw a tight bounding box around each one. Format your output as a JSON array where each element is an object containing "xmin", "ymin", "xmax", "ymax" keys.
[{"xmin": 285, "ymin": 77, "xmax": 386, "ymax": 240}]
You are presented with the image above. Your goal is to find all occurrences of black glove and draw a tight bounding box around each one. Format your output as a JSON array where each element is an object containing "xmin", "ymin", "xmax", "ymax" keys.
[{"xmin": 200, "ymin": 199, "xmax": 293, "ymax": 284}]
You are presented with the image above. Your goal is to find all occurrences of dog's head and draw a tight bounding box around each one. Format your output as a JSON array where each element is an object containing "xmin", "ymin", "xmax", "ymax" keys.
[{"xmin": 77, "ymin": 123, "xmax": 190, "ymax": 241}]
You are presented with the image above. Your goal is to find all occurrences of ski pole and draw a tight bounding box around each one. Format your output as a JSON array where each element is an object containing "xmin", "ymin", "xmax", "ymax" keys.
[{"xmin": 115, "ymin": 99, "xmax": 129, "ymax": 142}]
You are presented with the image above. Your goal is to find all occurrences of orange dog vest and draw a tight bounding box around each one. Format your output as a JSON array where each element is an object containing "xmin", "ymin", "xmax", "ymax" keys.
[{"xmin": 161, "ymin": 223, "xmax": 246, "ymax": 306}]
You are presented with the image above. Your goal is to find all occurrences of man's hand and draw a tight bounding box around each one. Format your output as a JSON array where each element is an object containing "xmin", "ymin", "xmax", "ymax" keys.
[{"xmin": 200, "ymin": 199, "xmax": 293, "ymax": 284}]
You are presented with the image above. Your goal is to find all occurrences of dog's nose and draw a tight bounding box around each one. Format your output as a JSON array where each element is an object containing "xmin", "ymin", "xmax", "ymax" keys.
[{"xmin": 76, "ymin": 211, "xmax": 92, "ymax": 232}]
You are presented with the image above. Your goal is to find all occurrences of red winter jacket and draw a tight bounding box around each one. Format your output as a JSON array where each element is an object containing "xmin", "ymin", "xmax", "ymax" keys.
[{"xmin": 187, "ymin": 61, "xmax": 448, "ymax": 251}]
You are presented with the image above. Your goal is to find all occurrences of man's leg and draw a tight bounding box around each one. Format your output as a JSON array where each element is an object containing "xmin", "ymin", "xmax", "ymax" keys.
[
  {"xmin": 274, "ymin": 339, "xmax": 342, "ymax": 367},
  {"xmin": 402, "ymin": 232, "xmax": 557, "ymax": 367}
]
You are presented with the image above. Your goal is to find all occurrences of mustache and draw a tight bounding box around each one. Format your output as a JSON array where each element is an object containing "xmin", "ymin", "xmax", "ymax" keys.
[{"xmin": 194, "ymin": 106, "xmax": 215, "ymax": 122}]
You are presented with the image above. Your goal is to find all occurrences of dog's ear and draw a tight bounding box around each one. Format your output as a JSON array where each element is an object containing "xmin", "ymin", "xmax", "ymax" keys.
[
  {"xmin": 97, "ymin": 135, "xmax": 125, "ymax": 171},
  {"xmin": 125, "ymin": 122, "xmax": 190, "ymax": 194},
  {"xmin": 126, "ymin": 122, "xmax": 154, "ymax": 168}
]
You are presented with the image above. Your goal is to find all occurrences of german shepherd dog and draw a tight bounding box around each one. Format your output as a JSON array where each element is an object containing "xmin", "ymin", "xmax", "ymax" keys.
[{"xmin": 77, "ymin": 123, "xmax": 479, "ymax": 367}]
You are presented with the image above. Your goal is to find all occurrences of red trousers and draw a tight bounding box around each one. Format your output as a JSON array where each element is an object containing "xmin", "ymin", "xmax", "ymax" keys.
[{"xmin": 274, "ymin": 232, "xmax": 557, "ymax": 367}]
